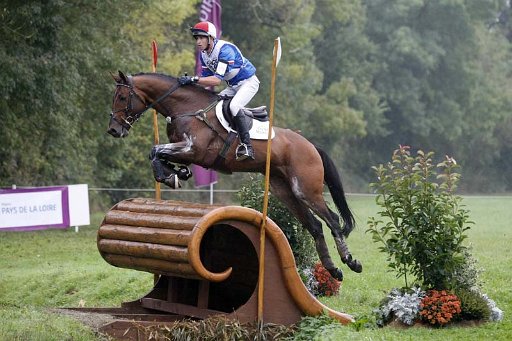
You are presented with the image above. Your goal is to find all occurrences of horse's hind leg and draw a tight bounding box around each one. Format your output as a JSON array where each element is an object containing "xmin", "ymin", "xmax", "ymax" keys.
[
  {"xmin": 289, "ymin": 173, "xmax": 362, "ymax": 273},
  {"xmin": 316, "ymin": 205, "xmax": 362, "ymax": 273},
  {"xmin": 270, "ymin": 178, "xmax": 345, "ymax": 281}
]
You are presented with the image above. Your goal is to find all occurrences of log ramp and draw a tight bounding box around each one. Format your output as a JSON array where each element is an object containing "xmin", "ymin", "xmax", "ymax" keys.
[{"xmin": 74, "ymin": 198, "xmax": 353, "ymax": 339}]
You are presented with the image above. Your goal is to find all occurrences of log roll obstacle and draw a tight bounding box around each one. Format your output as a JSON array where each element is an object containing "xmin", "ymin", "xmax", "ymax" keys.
[{"xmin": 96, "ymin": 198, "xmax": 353, "ymax": 332}]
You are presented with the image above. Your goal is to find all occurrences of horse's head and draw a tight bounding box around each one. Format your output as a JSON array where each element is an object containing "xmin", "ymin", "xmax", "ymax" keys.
[{"xmin": 107, "ymin": 71, "xmax": 148, "ymax": 138}]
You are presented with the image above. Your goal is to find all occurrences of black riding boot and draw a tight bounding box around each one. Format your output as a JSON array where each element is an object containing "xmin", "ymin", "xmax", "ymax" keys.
[{"xmin": 233, "ymin": 112, "xmax": 255, "ymax": 161}]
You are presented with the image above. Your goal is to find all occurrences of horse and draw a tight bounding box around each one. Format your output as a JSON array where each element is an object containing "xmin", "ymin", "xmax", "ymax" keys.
[{"xmin": 108, "ymin": 71, "xmax": 362, "ymax": 281}]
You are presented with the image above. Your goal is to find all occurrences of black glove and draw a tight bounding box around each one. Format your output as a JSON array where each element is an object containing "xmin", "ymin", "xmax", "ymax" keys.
[{"xmin": 178, "ymin": 75, "xmax": 199, "ymax": 85}]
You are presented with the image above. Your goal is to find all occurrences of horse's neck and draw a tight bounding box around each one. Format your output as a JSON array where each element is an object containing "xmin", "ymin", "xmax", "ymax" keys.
[
  {"xmin": 166, "ymin": 90, "xmax": 217, "ymax": 119},
  {"xmin": 135, "ymin": 76, "xmax": 214, "ymax": 117}
]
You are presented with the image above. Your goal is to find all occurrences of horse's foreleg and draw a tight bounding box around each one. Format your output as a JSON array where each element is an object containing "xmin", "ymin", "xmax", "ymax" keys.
[
  {"xmin": 151, "ymin": 133, "xmax": 195, "ymax": 163},
  {"xmin": 149, "ymin": 134, "xmax": 196, "ymax": 188},
  {"xmin": 148, "ymin": 151, "xmax": 181, "ymax": 189}
]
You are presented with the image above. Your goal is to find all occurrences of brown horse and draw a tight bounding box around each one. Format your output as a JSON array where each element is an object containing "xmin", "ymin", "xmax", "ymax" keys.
[{"xmin": 108, "ymin": 71, "xmax": 362, "ymax": 280}]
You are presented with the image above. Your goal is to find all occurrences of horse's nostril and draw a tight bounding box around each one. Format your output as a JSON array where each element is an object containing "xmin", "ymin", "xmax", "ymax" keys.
[{"xmin": 107, "ymin": 128, "xmax": 119, "ymax": 137}]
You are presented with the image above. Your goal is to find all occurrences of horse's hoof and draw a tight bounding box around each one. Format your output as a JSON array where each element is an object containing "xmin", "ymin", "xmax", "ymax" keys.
[
  {"xmin": 328, "ymin": 268, "xmax": 344, "ymax": 281},
  {"xmin": 177, "ymin": 166, "xmax": 192, "ymax": 180},
  {"xmin": 163, "ymin": 174, "xmax": 181, "ymax": 189},
  {"xmin": 348, "ymin": 259, "xmax": 363, "ymax": 273}
]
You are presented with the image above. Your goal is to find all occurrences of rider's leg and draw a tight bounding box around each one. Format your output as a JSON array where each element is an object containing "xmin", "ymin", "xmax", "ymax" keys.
[
  {"xmin": 233, "ymin": 111, "xmax": 254, "ymax": 160},
  {"xmin": 228, "ymin": 75, "xmax": 259, "ymax": 161}
]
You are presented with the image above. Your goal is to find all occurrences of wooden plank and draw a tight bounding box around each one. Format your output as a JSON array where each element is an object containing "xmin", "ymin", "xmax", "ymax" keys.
[
  {"xmin": 197, "ymin": 280, "xmax": 210, "ymax": 309},
  {"xmin": 141, "ymin": 298, "xmax": 223, "ymax": 319}
]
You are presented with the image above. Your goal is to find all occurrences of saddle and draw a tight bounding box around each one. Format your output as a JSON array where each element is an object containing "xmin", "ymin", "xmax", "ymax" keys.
[
  {"xmin": 215, "ymin": 96, "xmax": 275, "ymax": 140},
  {"xmin": 220, "ymin": 95, "xmax": 268, "ymax": 128}
]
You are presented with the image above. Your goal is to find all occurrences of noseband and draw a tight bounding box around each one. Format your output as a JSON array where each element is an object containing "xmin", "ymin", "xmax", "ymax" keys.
[{"xmin": 111, "ymin": 78, "xmax": 181, "ymax": 129}]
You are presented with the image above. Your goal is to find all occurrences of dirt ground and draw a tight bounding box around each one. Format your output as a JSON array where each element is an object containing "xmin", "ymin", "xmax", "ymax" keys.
[{"xmin": 52, "ymin": 309, "xmax": 117, "ymax": 336}]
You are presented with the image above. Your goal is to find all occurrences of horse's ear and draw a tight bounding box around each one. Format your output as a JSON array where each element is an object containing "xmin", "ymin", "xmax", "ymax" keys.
[
  {"xmin": 117, "ymin": 70, "xmax": 128, "ymax": 84},
  {"xmin": 110, "ymin": 71, "xmax": 121, "ymax": 83}
]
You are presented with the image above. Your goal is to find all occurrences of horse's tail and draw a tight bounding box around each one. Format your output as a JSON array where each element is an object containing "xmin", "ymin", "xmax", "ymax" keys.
[{"xmin": 316, "ymin": 146, "xmax": 355, "ymax": 237}]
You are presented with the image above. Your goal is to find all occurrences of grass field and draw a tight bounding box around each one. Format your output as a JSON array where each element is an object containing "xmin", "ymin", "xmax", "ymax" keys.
[{"xmin": 0, "ymin": 195, "xmax": 510, "ymax": 340}]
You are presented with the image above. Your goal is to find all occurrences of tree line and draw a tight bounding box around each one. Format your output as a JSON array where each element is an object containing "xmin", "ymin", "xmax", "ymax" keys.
[{"xmin": 1, "ymin": 0, "xmax": 511, "ymax": 205}]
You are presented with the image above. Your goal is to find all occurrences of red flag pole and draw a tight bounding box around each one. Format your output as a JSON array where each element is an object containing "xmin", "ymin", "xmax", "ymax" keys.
[{"xmin": 151, "ymin": 40, "xmax": 161, "ymax": 201}]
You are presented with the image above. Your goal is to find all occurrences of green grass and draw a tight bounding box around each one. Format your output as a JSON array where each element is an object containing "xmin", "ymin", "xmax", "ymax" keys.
[
  {"xmin": 0, "ymin": 212, "xmax": 153, "ymax": 340},
  {"xmin": 0, "ymin": 196, "xmax": 510, "ymax": 340}
]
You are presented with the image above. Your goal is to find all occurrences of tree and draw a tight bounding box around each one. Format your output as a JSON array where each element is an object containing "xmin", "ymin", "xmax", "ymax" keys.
[
  {"xmin": 361, "ymin": 0, "xmax": 512, "ymax": 192},
  {"xmin": 0, "ymin": 0, "xmax": 199, "ymax": 199}
]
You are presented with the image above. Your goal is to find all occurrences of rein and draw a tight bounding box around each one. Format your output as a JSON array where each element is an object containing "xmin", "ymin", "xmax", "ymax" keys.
[{"xmin": 111, "ymin": 78, "xmax": 181, "ymax": 128}]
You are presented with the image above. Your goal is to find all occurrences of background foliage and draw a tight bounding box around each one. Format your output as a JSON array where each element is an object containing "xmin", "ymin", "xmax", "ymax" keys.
[{"xmin": 2, "ymin": 0, "xmax": 512, "ymax": 202}]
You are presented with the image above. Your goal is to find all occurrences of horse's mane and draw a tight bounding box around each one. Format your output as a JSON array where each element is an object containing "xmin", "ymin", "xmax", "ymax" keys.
[{"xmin": 133, "ymin": 72, "xmax": 218, "ymax": 98}]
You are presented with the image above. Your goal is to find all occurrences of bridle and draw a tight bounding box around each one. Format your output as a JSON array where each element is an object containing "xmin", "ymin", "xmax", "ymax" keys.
[{"xmin": 110, "ymin": 78, "xmax": 181, "ymax": 129}]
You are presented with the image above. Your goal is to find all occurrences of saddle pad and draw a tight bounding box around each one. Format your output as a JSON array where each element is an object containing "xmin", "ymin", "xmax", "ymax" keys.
[{"xmin": 215, "ymin": 101, "xmax": 275, "ymax": 140}]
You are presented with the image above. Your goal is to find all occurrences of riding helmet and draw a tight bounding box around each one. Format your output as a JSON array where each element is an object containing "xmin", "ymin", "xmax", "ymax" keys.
[{"xmin": 190, "ymin": 21, "xmax": 217, "ymax": 39}]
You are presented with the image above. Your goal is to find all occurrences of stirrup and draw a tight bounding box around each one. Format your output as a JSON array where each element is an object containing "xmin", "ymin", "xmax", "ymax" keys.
[{"xmin": 235, "ymin": 143, "xmax": 254, "ymax": 161}]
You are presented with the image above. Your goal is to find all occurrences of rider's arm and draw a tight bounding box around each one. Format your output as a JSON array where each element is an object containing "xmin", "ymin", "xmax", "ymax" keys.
[{"xmin": 196, "ymin": 75, "xmax": 222, "ymax": 87}]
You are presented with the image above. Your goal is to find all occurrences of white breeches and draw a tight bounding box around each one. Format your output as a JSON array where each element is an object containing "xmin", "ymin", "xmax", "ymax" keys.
[{"xmin": 219, "ymin": 75, "xmax": 260, "ymax": 116}]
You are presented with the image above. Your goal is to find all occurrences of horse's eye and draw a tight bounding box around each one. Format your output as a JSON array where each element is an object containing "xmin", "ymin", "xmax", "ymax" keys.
[{"xmin": 119, "ymin": 95, "xmax": 127, "ymax": 101}]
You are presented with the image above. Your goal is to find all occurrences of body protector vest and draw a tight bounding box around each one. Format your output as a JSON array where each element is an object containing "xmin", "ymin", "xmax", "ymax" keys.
[{"xmin": 200, "ymin": 39, "xmax": 256, "ymax": 86}]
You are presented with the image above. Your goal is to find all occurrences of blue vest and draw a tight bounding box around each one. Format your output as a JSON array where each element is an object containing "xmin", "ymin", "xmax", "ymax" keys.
[{"xmin": 200, "ymin": 39, "xmax": 256, "ymax": 86}]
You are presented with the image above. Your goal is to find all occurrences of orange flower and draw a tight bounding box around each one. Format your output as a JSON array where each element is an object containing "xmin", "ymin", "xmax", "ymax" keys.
[{"xmin": 419, "ymin": 290, "xmax": 461, "ymax": 327}]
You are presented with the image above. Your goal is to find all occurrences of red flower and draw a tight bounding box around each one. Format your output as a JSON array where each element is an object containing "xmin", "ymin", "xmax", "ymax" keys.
[{"xmin": 313, "ymin": 262, "xmax": 340, "ymax": 297}]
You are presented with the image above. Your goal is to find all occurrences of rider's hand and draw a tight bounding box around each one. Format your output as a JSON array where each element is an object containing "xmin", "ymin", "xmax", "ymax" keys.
[{"xmin": 178, "ymin": 75, "xmax": 199, "ymax": 85}]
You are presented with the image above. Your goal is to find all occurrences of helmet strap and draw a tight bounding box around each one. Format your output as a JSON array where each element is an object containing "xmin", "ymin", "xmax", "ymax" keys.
[{"xmin": 206, "ymin": 36, "xmax": 214, "ymax": 53}]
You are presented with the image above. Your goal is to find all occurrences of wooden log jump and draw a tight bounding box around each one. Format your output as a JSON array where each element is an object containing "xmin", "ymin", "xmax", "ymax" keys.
[{"xmin": 93, "ymin": 198, "xmax": 352, "ymax": 337}]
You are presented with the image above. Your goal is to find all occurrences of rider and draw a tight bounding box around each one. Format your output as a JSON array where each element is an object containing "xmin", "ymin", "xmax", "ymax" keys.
[{"xmin": 178, "ymin": 21, "xmax": 258, "ymax": 161}]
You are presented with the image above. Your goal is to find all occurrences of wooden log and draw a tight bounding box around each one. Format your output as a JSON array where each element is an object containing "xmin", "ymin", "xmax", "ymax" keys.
[
  {"xmin": 103, "ymin": 254, "xmax": 200, "ymax": 280},
  {"xmin": 98, "ymin": 225, "xmax": 191, "ymax": 246},
  {"xmin": 98, "ymin": 239, "xmax": 189, "ymax": 262},
  {"xmin": 104, "ymin": 210, "xmax": 198, "ymax": 230},
  {"xmin": 116, "ymin": 199, "xmax": 217, "ymax": 217}
]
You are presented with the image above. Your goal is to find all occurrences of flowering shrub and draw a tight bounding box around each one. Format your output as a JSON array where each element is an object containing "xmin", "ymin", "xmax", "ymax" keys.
[
  {"xmin": 367, "ymin": 146, "xmax": 472, "ymax": 289},
  {"xmin": 368, "ymin": 146, "xmax": 504, "ymax": 328},
  {"xmin": 313, "ymin": 262, "xmax": 340, "ymax": 296},
  {"xmin": 419, "ymin": 290, "xmax": 461, "ymax": 326},
  {"xmin": 374, "ymin": 287, "xmax": 425, "ymax": 326},
  {"xmin": 299, "ymin": 266, "xmax": 319, "ymax": 295},
  {"xmin": 482, "ymin": 294, "xmax": 504, "ymax": 322}
]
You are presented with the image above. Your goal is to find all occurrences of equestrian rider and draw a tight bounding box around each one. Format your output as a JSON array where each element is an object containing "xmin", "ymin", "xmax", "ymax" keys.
[{"xmin": 178, "ymin": 21, "xmax": 258, "ymax": 161}]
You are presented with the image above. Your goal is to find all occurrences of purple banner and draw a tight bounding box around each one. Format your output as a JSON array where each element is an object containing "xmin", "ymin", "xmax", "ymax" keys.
[
  {"xmin": 0, "ymin": 186, "xmax": 70, "ymax": 231},
  {"xmin": 194, "ymin": 0, "xmax": 221, "ymax": 188},
  {"xmin": 193, "ymin": 164, "xmax": 218, "ymax": 188}
]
